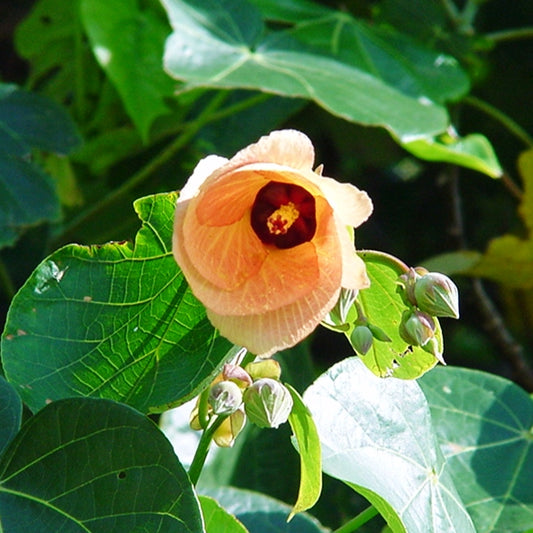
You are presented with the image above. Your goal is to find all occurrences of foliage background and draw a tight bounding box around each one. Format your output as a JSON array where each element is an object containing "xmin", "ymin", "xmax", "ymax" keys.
[{"xmin": 0, "ymin": 0, "xmax": 532, "ymax": 531}]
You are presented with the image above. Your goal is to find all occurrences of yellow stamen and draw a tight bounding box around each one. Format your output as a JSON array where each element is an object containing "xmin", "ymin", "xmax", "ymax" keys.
[{"xmin": 267, "ymin": 202, "xmax": 300, "ymax": 235}]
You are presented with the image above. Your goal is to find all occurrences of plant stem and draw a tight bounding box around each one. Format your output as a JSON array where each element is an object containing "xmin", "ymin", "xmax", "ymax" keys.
[
  {"xmin": 332, "ymin": 505, "xmax": 379, "ymax": 533},
  {"xmin": 188, "ymin": 415, "xmax": 226, "ymax": 485},
  {"xmin": 51, "ymin": 90, "xmax": 229, "ymax": 247},
  {"xmin": 463, "ymin": 95, "xmax": 533, "ymax": 148},
  {"xmin": 486, "ymin": 27, "xmax": 533, "ymax": 43}
]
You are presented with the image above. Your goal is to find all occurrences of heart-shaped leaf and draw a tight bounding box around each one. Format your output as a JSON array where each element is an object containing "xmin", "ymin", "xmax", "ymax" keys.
[
  {"xmin": 2, "ymin": 192, "xmax": 234, "ymax": 413},
  {"xmin": 419, "ymin": 366, "xmax": 533, "ymax": 533},
  {"xmin": 162, "ymin": 0, "xmax": 452, "ymax": 142},
  {"xmin": 304, "ymin": 357, "xmax": 475, "ymax": 533}
]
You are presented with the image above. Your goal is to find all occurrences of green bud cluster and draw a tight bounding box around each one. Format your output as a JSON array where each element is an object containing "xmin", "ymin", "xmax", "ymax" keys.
[
  {"xmin": 397, "ymin": 267, "xmax": 460, "ymax": 364},
  {"xmin": 398, "ymin": 268, "xmax": 459, "ymax": 319},
  {"xmin": 243, "ymin": 378, "xmax": 293, "ymax": 429},
  {"xmin": 193, "ymin": 358, "xmax": 296, "ymax": 448}
]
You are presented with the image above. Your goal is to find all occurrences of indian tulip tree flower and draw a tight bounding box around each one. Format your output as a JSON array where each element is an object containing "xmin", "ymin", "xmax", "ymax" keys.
[{"xmin": 172, "ymin": 130, "xmax": 373, "ymax": 357}]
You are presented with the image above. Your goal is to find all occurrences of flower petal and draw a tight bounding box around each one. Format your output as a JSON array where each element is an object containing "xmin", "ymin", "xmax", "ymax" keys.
[
  {"xmin": 231, "ymin": 130, "xmax": 315, "ymax": 170},
  {"xmin": 178, "ymin": 155, "xmax": 228, "ymax": 203},
  {"xmin": 305, "ymin": 173, "xmax": 373, "ymax": 229},
  {"xmin": 335, "ymin": 217, "xmax": 370, "ymax": 289},
  {"xmin": 207, "ymin": 284, "xmax": 341, "ymax": 358},
  {"xmin": 184, "ymin": 195, "xmax": 340, "ymax": 315}
]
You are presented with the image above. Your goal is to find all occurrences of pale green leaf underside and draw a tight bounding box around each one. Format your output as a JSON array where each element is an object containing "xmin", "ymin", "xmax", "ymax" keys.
[
  {"xmin": 304, "ymin": 357, "xmax": 475, "ymax": 533},
  {"xmin": 1, "ymin": 192, "xmax": 233, "ymax": 414},
  {"xmin": 420, "ymin": 366, "xmax": 533, "ymax": 533},
  {"xmin": 162, "ymin": 0, "xmax": 455, "ymax": 142}
]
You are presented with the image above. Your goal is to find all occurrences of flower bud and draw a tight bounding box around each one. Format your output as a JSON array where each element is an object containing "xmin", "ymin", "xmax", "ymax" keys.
[
  {"xmin": 422, "ymin": 336, "xmax": 446, "ymax": 366},
  {"xmin": 222, "ymin": 363, "xmax": 253, "ymax": 388},
  {"xmin": 213, "ymin": 408, "xmax": 246, "ymax": 447},
  {"xmin": 414, "ymin": 272, "xmax": 459, "ymax": 319},
  {"xmin": 243, "ymin": 378, "xmax": 293, "ymax": 429},
  {"xmin": 208, "ymin": 380, "xmax": 243, "ymax": 416},
  {"xmin": 350, "ymin": 325, "xmax": 374, "ymax": 355},
  {"xmin": 367, "ymin": 323, "xmax": 392, "ymax": 343},
  {"xmin": 245, "ymin": 359, "xmax": 282, "ymax": 381},
  {"xmin": 397, "ymin": 267, "xmax": 425, "ymax": 307},
  {"xmin": 399, "ymin": 310, "xmax": 436, "ymax": 347},
  {"xmin": 325, "ymin": 288, "xmax": 358, "ymax": 326}
]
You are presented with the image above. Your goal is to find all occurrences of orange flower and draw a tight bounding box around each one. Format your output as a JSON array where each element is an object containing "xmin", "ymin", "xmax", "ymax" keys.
[{"xmin": 173, "ymin": 130, "xmax": 373, "ymax": 357}]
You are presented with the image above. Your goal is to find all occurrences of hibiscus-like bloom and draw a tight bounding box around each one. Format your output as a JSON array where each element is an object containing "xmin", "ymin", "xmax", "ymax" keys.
[{"xmin": 173, "ymin": 130, "xmax": 373, "ymax": 357}]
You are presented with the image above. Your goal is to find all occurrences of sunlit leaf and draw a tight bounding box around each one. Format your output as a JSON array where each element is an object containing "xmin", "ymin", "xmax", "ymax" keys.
[
  {"xmin": 162, "ymin": 0, "xmax": 452, "ymax": 142},
  {"xmin": 0, "ymin": 377, "xmax": 21, "ymax": 458},
  {"xmin": 286, "ymin": 384, "xmax": 322, "ymax": 519},
  {"xmin": 353, "ymin": 250, "xmax": 442, "ymax": 379},
  {"xmin": 81, "ymin": 0, "xmax": 176, "ymax": 140},
  {"xmin": 304, "ymin": 357, "xmax": 475, "ymax": 533},
  {"xmin": 403, "ymin": 133, "xmax": 502, "ymax": 178},
  {"xmin": 199, "ymin": 495, "xmax": 248, "ymax": 533},
  {"xmin": 0, "ymin": 398, "xmax": 204, "ymax": 533},
  {"xmin": 420, "ymin": 366, "xmax": 533, "ymax": 532},
  {"xmin": 2, "ymin": 192, "xmax": 234, "ymax": 413},
  {"xmin": 202, "ymin": 487, "xmax": 327, "ymax": 533}
]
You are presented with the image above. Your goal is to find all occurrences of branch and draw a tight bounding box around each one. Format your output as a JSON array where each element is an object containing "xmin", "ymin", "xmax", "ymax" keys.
[{"xmin": 444, "ymin": 166, "xmax": 533, "ymax": 391}]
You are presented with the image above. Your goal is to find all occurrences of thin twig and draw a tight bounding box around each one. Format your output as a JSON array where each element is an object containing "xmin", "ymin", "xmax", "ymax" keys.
[
  {"xmin": 471, "ymin": 279, "xmax": 533, "ymax": 391},
  {"xmin": 463, "ymin": 95, "xmax": 533, "ymax": 148},
  {"xmin": 444, "ymin": 167, "xmax": 533, "ymax": 391},
  {"xmin": 486, "ymin": 27, "xmax": 533, "ymax": 43}
]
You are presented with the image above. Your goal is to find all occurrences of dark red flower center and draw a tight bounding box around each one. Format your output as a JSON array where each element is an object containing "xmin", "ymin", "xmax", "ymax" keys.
[{"xmin": 251, "ymin": 181, "xmax": 316, "ymax": 249}]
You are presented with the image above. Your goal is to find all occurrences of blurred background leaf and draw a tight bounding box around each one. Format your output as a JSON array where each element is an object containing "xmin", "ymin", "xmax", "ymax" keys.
[{"xmin": 0, "ymin": 83, "xmax": 80, "ymax": 248}]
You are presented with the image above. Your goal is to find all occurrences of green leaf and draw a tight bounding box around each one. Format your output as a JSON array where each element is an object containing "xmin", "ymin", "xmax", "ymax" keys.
[
  {"xmin": 0, "ymin": 84, "xmax": 81, "ymax": 248},
  {"xmin": 201, "ymin": 487, "xmax": 327, "ymax": 533},
  {"xmin": 0, "ymin": 84, "xmax": 80, "ymax": 155},
  {"xmin": 286, "ymin": 384, "xmax": 322, "ymax": 519},
  {"xmin": 2, "ymin": 192, "xmax": 234, "ymax": 413},
  {"xmin": 419, "ymin": 366, "xmax": 533, "ymax": 532},
  {"xmin": 14, "ymin": 0, "xmax": 101, "ymax": 104},
  {"xmin": 81, "ymin": 0, "xmax": 176, "ymax": 140},
  {"xmin": 403, "ymin": 133, "xmax": 503, "ymax": 178},
  {"xmin": 467, "ymin": 235, "xmax": 533, "ymax": 289},
  {"xmin": 0, "ymin": 398, "xmax": 204, "ymax": 533},
  {"xmin": 288, "ymin": 16, "xmax": 469, "ymax": 105},
  {"xmin": 162, "ymin": 0, "xmax": 451, "ymax": 142},
  {"xmin": 0, "ymin": 377, "xmax": 22, "ymax": 458},
  {"xmin": 199, "ymin": 495, "xmax": 248, "ymax": 533},
  {"xmin": 354, "ymin": 251, "xmax": 442, "ymax": 379},
  {"xmin": 420, "ymin": 251, "xmax": 483, "ymax": 276},
  {"xmin": 304, "ymin": 357, "xmax": 476, "ymax": 533},
  {"xmin": 248, "ymin": 0, "xmax": 332, "ymax": 23}
]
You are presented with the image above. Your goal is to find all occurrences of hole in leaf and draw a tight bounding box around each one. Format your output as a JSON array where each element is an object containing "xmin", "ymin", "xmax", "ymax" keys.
[{"xmin": 118, "ymin": 471, "xmax": 127, "ymax": 479}]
